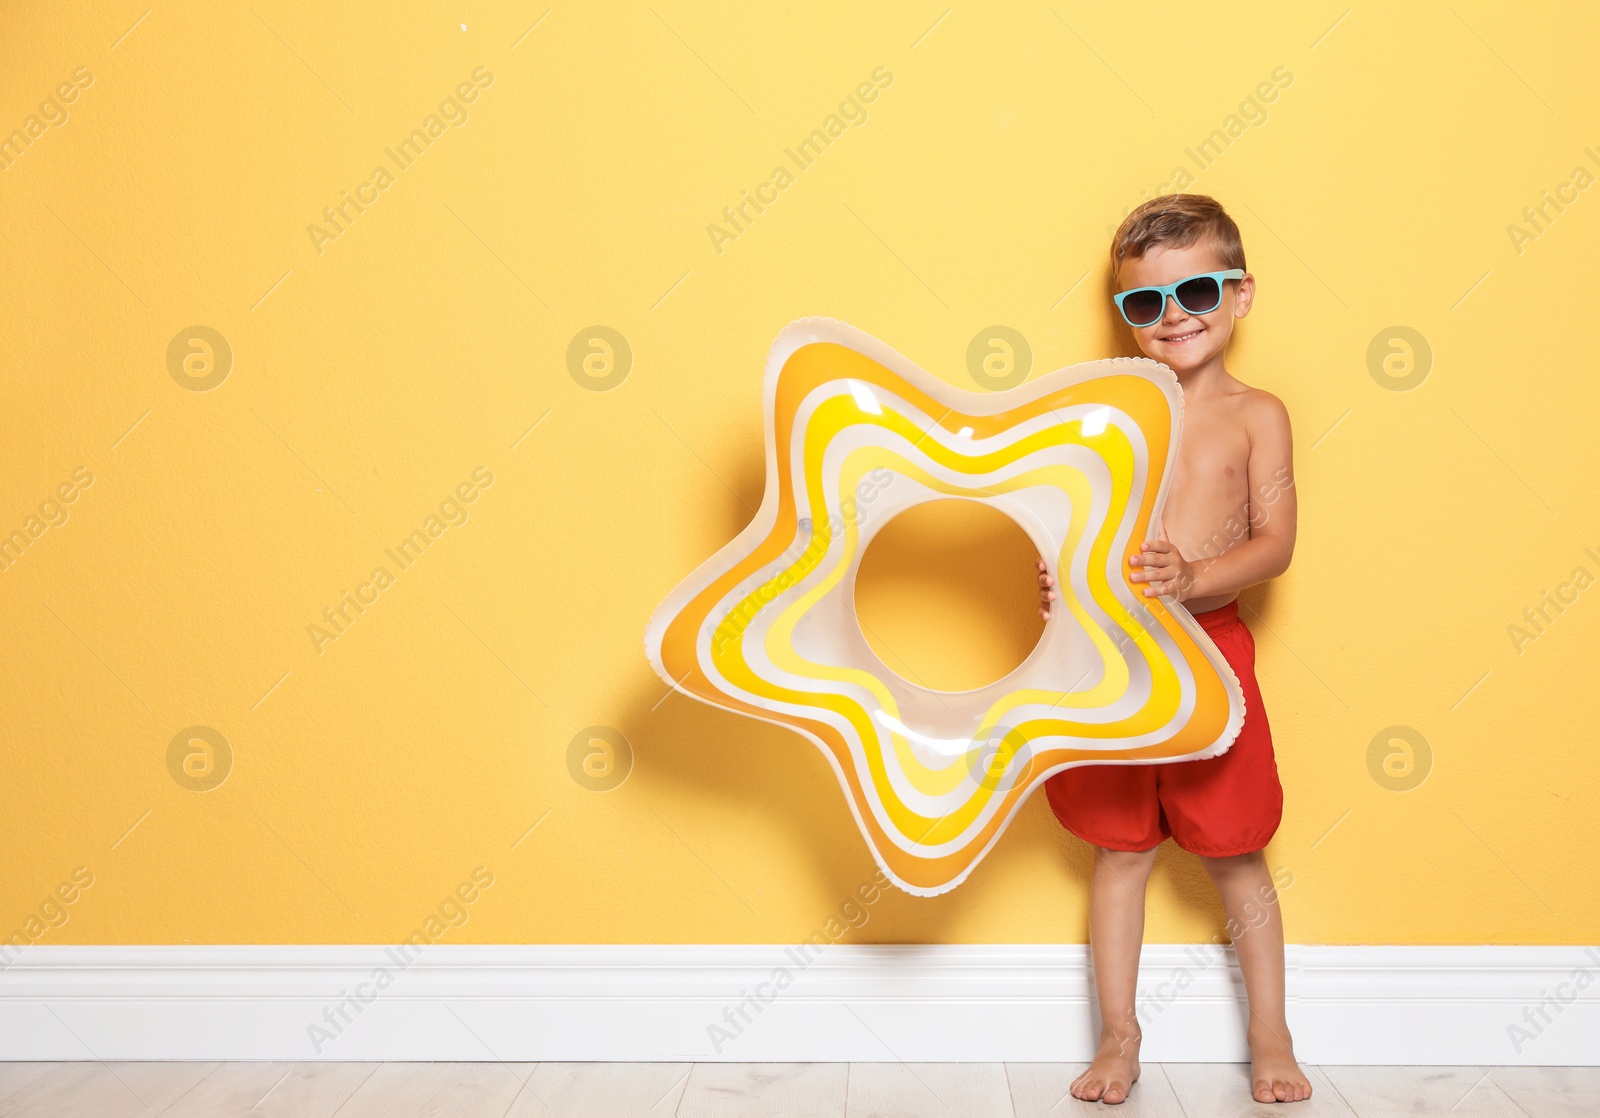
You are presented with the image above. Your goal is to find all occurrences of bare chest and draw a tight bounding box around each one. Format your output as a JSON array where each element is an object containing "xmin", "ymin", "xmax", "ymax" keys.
[{"xmin": 1162, "ymin": 412, "xmax": 1253, "ymax": 561}]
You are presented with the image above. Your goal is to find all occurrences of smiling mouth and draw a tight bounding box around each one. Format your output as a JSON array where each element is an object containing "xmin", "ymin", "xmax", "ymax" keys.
[{"xmin": 1158, "ymin": 327, "xmax": 1205, "ymax": 344}]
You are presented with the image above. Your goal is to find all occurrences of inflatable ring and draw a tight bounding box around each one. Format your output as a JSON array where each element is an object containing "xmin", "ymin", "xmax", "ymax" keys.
[{"xmin": 645, "ymin": 319, "xmax": 1244, "ymax": 895}]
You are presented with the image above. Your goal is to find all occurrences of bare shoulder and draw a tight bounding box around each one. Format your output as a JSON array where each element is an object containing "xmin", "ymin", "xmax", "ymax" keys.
[{"xmin": 1230, "ymin": 381, "xmax": 1291, "ymax": 447}]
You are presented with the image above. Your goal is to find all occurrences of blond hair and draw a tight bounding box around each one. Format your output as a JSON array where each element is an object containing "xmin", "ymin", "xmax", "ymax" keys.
[{"xmin": 1110, "ymin": 194, "xmax": 1246, "ymax": 276}]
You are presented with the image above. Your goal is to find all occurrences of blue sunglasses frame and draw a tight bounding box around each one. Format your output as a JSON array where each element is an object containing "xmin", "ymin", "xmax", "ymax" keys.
[{"xmin": 1112, "ymin": 269, "xmax": 1245, "ymax": 328}]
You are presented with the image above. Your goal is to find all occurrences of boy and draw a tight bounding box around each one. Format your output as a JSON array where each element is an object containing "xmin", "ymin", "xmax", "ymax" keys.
[{"xmin": 1036, "ymin": 195, "xmax": 1309, "ymax": 1104}]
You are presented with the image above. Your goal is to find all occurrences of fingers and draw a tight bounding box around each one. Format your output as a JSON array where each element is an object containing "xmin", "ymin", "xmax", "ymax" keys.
[
  {"xmin": 1129, "ymin": 541, "xmax": 1173, "ymax": 565},
  {"xmin": 1128, "ymin": 555, "xmax": 1175, "ymax": 581}
]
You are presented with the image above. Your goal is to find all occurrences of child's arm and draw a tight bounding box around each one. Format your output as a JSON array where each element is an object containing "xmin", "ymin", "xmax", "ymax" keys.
[{"xmin": 1133, "ymin": 396, "xmax": 1296, "ymax": 602}]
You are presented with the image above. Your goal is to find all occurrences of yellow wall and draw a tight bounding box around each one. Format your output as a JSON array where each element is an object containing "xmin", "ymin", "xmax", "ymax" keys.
[{"xmin": 3, "ymin": 2, "xmax": 1597, "ymax": 948}]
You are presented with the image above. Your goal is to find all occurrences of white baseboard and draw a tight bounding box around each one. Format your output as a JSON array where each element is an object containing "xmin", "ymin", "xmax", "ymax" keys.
[{"xmin": 1, "ymin": 945, "xmax": 1595, "ymax": 1065}]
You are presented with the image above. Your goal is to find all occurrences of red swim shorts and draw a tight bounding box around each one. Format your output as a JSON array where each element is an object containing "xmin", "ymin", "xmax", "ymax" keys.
[{"xmin": 1044, "ymin": 599, "xmax": 1282, "ymax": 857}]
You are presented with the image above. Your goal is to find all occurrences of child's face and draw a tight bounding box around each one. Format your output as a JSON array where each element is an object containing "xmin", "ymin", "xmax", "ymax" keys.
[{"xmin": 1115, "ymin": 242, "xmax": 1254, "ymax": 374}]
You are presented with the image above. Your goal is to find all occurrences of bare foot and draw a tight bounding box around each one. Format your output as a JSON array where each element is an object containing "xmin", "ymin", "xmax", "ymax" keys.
[
  {"xmin": 1070, "ymin": 1032, "xmax": 1141, "ymax": 1105},
  {"xmin": 1249, "ymin": 1027, "xmax": 1312, "ymax": 1103}
]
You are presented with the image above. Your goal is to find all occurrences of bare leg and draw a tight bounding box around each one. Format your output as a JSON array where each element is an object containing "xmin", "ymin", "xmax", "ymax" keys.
[
  {"xmin": 1071, "ymin": 844, "xmax": 1159, "ymax": 1105},
  {"xmin": 1200, "ymin": 851, "xmax": 1312, "ymax": 1103}
]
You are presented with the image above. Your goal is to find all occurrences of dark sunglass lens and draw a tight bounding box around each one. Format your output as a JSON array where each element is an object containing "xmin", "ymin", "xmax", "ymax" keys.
[
  {"xmin": 1122, "ymin": 289, "xmax": 1165, "ymax": 325},
  {"xmin": 1174, "ymin": 275, "xmax": 1222, "ymax": 314}
]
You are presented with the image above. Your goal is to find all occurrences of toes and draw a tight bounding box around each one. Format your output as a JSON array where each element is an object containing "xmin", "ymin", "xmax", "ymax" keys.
[
  {"xmin": 1274, "ymin": 1079, "xmax": 1290, "ymax": 1101},
  {"xmin": 1103, "ymin": 1083, "xmax": 1127, "ymax": 1104},
  {"xmin": 1253, "ymin": 1080, "xmax": 1276, "ymax": 1103}
]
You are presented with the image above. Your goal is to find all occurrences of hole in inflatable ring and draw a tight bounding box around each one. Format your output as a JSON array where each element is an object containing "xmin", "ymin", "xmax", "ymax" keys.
[{"xmin": 854, "ymin": 498, "xmax": 1047, "ymax": 693}]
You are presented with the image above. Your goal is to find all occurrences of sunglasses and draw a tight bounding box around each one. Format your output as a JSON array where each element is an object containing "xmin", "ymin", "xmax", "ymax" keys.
[{"xmin": 1112, "ymin": 269, "xmax": 1245, "ymax": 328}]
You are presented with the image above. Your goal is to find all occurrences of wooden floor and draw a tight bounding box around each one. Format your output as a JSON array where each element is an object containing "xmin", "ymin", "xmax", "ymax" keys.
[{"xmin": 0, "ymin": 1061, "xmax": 1595, "ymax": 1116}]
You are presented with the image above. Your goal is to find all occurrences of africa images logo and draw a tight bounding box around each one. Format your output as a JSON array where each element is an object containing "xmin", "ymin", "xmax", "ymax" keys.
[{"xmin": 706, "ymin": 68, "xmax": 894, "ymax": 254}]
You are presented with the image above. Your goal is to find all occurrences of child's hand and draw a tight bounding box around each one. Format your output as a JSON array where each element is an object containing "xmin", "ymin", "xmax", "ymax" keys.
[
  {"xmin": 1035, "ymin": 559, "xmax": 1055, "ymax": 620},
  {"xmin": 1129, "ymin": 540, "xmax": 1195, "ymax": 600}
]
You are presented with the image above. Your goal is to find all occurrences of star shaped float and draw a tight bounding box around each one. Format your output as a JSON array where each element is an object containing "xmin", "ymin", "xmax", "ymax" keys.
[{"xmin": 645, "ymin": 320, "xmax": 1243, "ymax": 896}]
